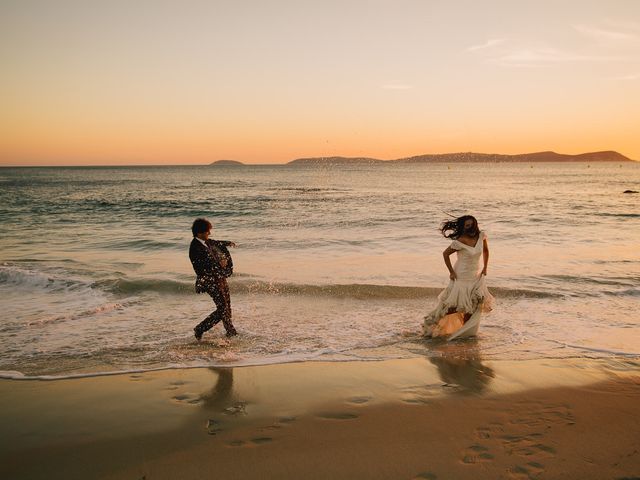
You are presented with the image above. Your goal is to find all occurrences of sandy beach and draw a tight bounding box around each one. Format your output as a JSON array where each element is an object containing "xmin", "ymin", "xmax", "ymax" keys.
[{"xmin": 1, "ymin": 357, "xmax": 639, "ymax": 480}]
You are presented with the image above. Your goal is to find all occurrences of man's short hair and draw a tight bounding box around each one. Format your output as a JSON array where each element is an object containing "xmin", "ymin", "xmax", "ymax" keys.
[{"xmin": 192, "ymin": 218, "xmax": 212, "ymax": 237}]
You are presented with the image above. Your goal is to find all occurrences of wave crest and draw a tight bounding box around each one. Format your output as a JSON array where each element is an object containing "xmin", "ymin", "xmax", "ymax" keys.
[
  {"xmin": 98, "ymin": 277, "xmax": 557, "ymax": 299},
  {"xmin": 0, "ymin": 265, "xmax": 581, "ymax": 300},
  {"xmin": 0, "ymin": 264, "xmax": 89, "ymax": 293}
]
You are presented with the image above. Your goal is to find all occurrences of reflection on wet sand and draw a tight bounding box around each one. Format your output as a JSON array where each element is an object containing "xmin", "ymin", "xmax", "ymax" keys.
[
  {"xmin": 198, "ymin": 368, "xmax": 236, "ymax": 410},
  {"xmin": 429, "ymin": 341, "xmax": 495, "ymax": 394}
]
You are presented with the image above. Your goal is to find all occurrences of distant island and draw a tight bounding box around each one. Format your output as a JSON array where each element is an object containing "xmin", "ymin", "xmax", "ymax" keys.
[
  {"xmin": 287, "ymin": 150, "xmax": 633, "ymax": 165},
  {"xmin": 204, "ymin": 151, "xmax": 634, "ymax": 166},
  {"xmin": 209, "ymin": 160, "xmax": 245, "ymax": 166}
]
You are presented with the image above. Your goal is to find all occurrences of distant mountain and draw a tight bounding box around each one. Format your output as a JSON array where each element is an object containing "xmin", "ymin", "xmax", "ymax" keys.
[
  {"xmin": 209, "ymin": 160, "xmax": 245, "ymax": 166},
  {"xmin": 393, "ymin": 150, "xmax": 633, "ymax": 163},
  {"xmin": 286, "ymin": 151, "xmax": 633, "ymax": 165},
  {"xmin": 287, "ymin": 156, "xmax": 385, "ymax": 166},
  {"xmin": 567, "ymin": 151, "xmax": 632, "ymax": 162}
]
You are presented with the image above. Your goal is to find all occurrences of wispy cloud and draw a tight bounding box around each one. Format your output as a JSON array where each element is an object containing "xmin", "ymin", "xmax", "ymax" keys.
[
  {"xmin": 467, "ymin": 38, "xmax": 506, "ymax": 52},
  {"xmin": 573, "ymin": 24, "xmax": 640, "ymax": 43},
  {"xmin": 381, "ymin": 84, "xmax": 413, "ymax": 90},
  {"xmin": 468, "ymin": 38, "xmax": 628, "ymax": 68},
  {"xmin": 468, "ymin": 20, "xmax": 640, "ymax": 69},
  {"xmin": 490, "ymin": 47, "xmax": 623, "ymax": 67}
]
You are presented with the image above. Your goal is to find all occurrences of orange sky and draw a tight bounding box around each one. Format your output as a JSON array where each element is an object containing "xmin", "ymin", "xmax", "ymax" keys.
[{"xmin": 1, "ymin": 0, "xmax": 639, "ymax": 165}]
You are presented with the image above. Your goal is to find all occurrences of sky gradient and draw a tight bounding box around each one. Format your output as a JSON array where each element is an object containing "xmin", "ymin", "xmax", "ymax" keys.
[{"xmin": 1, "ymin": 0, "xmax": 640, "ymax": 165}]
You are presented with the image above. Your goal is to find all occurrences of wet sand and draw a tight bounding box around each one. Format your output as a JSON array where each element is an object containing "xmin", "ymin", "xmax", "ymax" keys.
[{"xmin": 1, "ymin": 357, "xmax": 639, "ymax": 479}]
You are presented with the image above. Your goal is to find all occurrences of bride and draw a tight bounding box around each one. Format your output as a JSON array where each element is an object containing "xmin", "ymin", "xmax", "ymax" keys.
[{"xmin": 423, "ymin": 215, "xmax": 494, "ymax": 339}]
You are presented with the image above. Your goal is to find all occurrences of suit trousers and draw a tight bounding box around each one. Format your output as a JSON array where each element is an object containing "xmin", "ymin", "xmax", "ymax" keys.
[{"xmin": 195, "ymin": 277, "xmax": 236, "ymax": 335}]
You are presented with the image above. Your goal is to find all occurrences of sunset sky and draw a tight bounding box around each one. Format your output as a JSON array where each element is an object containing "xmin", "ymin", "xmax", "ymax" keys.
[{"xmin": 1, "ymin": 0, "xmax": 639, "ymax": 165}]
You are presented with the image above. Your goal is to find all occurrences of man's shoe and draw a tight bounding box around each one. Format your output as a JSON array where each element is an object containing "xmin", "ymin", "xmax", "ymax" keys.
[{"xmin": 194, "ymin": 327, "xmax": 203, "ymax": 341}]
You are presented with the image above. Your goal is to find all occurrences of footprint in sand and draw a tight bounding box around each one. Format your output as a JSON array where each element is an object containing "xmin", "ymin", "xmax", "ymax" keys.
[
  {"xmin": 508, "ymin": 462, "xmax": 545, "ymax": 479},
  {"xmin": 225, "ymin": 417, "xmax": 299, "ymax": 448},
  {"xmin": 526, "ymin": 462, "xmax": 545, "ymax": 474},
  {"xmin": 402, "ymin": 396, "xmax": 432, "ymax": 405},
  {"xmin": 531, "ymin": 444, "xmax": 555, "ymax": 455},
  {"xmin": 499, "ymin": 406, "xmax": 559, "ymax": 455},
  {"xmin": 206, "ymin": 419, "xmax": 222, "ymax": 435},
  {"xmin": 471, "ymin": 403, "xmax": 562, "ymax": 477},
  {"xmin": 460, "ymin": 444, "xmax": 494, "ymax": 464},
  {"xmin": 509, "ymin": 401, "xmax": 575, "ymax": 427},
  {"xmin": 172, "ymin": 394, "xmax": 201, "ymax": 405},
  {"xmin": 261, "ymin": 424, "xmax": 283, "ymax": 431},
  {"xmin": 474, "ymin": 422, "xmax": 505, "ymax": 440},
  {"xmin": 223, "ymin": 402, "xmax": 248, "ymax": 416},
  {"xmin": 501, "ymin": 434, "xmax": 557, "ymax": 458},
  {"xmin": 277, "ymin": 416, "xmax": 297, "ymax": 424},
  {"xmin": 226, "ymin": 436, "xmax": 275, "ymax": 447},
  {"xmin": 317, "ymin": 412, "xmax": 359, "ymax": 420},
  {"xmin": 250, "ymin": 437, "xmax": 273, "ymax": 444},
  {"xmin": 165, "ymin": 380, "xmax": 187, "ymax": 391},
  {"xmin": 412, "ymin": 472, "xmax": 437, "ymax": 480},
  {"xmin": 256, "ymin": 416, "xmax": 298, "ymax": 431},
  {"xmin": 347, "ymin": 396, "xmax": 372, "ymax": 405}
]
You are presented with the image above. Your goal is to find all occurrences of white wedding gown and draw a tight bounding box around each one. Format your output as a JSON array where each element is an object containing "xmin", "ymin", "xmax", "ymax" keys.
[{"xmin": 423, "ymin": 231, "xmax": 494, "ymax": 340}]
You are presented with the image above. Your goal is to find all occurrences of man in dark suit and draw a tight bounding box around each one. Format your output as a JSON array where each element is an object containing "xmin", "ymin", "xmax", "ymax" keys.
[{"xmin": 189, "ymin": 218, "xmax": 237, "ymax": 340}]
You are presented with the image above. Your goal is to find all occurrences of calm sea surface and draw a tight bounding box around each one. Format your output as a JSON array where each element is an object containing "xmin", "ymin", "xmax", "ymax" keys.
[{"xmin": 1, "ymin": 162, "xmax": 639, "ymax": 378}]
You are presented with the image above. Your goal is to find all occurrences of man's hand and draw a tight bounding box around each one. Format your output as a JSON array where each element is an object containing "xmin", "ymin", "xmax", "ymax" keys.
[
  {"xmin": 228, "ymin": 242, "xmax": 237, "ymax": 248},
  {"xmin": 449, "ymin": 271, "xmax": 457, "ymax": 281},
  {"xmin": 481, "ymin": 267, "xmax": 487, "ymax": 276}
]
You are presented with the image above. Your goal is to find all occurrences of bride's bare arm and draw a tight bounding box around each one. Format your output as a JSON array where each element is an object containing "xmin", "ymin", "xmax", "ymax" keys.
[
  {"xmin": 443, "ymin": 246, "xmax": 457, "ymax": 280},
  {"xmin": 481, "ymin": 237, "xmax": 489, "ymax": 275}
]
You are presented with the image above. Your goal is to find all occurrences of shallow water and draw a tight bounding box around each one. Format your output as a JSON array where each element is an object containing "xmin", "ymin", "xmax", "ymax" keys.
[{"xmin": 1, "ymin": 162, "xmax": 639, "ymax": 377}]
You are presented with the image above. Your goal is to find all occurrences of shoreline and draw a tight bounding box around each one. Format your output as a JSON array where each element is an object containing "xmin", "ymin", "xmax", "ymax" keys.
[
  {"xmin": 3, "ymin": 346, "xmax": 639, "ymax": 381},
  {"xmin": 2, "ymin": 357, "xmax": 639, "ymax": 479}
]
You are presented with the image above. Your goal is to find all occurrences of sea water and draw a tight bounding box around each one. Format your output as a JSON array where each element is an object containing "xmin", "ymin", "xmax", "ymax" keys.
[{"xmin": 1, "ymin": 162, "xmax": 638, "ymax": 377}]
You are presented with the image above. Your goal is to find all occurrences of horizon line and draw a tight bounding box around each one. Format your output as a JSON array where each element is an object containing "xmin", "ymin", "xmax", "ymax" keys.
[{"xmin": 1, "ymin": 149, "xmax": 637, "ymax": 167}]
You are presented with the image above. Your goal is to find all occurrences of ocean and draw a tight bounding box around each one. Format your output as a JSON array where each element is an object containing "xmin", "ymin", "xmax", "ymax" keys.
[{"xmin": 1, "ymin": 162, "xmax": 639, "ymax": 378}]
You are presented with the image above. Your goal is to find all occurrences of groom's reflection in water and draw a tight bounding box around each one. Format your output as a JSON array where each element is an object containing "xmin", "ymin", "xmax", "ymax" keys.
[
  {"xmin": 198, "ymin": 367, "xmax": 236, "ymax": 409},
  {"xmin": 429, "ymin": 340, "xmax": 495, "ymax": 394}
]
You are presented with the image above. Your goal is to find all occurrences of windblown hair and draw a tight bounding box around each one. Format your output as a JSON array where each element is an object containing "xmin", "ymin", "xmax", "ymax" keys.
[
  {"xmin": 191, "ymin": 218, "xmax": 212, "ymax": 237},
  {"xmin": 440, "ymin": 215, "xmax": 479, "ymax": 239}
]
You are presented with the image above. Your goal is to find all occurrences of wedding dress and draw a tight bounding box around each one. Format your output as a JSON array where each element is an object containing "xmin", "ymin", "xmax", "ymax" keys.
[{"xmin": 423, "ymin": 231, "xmax": 494, "ymax": 340}]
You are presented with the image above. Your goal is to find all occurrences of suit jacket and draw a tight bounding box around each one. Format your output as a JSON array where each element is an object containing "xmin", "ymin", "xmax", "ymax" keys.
[{"xmin": 189, "ymin": 238, "xmax": 234, "ymax": 293}]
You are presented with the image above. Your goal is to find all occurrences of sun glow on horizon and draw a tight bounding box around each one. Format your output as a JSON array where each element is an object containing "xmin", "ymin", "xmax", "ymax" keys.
[{"xmin": 1, "ymin": 1, "xmax": 639, "ymax": 165}]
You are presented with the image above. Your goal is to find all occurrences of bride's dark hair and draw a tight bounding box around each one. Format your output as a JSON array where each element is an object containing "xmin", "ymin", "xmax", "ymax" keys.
[{"xmin": 440, "ymin": 215, "xmax": 479, "ymax": 239}]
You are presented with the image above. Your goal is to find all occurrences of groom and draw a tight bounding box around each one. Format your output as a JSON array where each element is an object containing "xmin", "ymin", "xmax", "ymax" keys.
[{"xmin": 189, "ymin": 218, "xmax": 237, "ymax": 340}]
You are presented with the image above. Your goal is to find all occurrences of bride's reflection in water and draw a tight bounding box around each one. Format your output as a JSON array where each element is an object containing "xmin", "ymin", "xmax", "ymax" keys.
[{"xmin": 429, "ymin": 340, "xmax": 495, "ymax": 394}]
